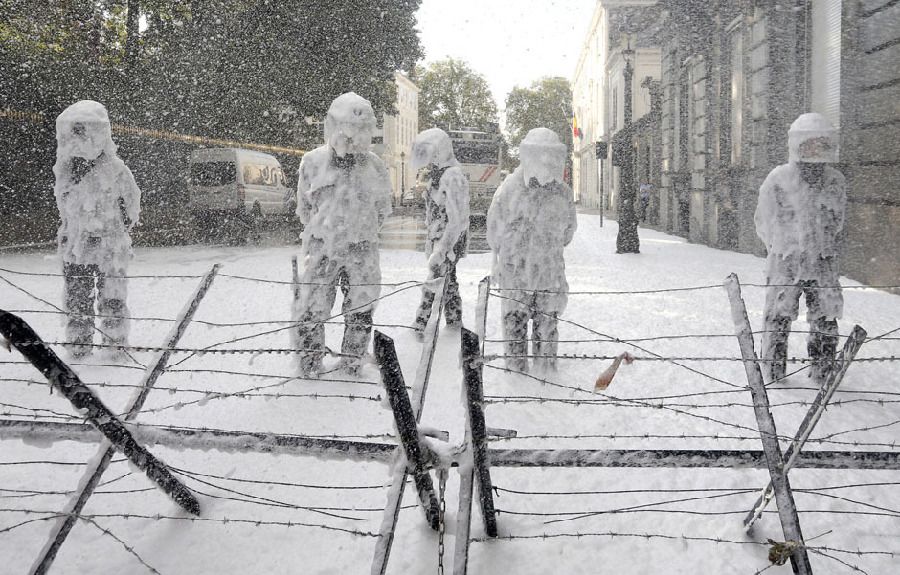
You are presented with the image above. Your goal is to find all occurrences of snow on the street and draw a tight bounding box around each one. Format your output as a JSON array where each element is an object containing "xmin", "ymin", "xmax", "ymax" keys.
[{"xmin": 2, "ymin": 214, "xmax": 898, "ymax": 574}]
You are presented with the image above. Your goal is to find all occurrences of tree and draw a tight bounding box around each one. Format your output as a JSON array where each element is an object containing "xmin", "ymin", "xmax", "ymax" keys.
[
  {"xmin": 417, "ymin": 58, "xmax": 498, "ymax": 131},
  {"xmin": 504, "ymin": 76, "xmax": 573, "ymax": 157}
]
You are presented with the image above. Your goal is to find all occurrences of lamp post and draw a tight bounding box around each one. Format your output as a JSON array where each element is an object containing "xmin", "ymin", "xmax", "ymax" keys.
[
  {"xmin": 400, "ymin": 151, "xmax": 406, "ymax": 206},
  {"xmin": 615, "ymin": 39, "xmax": 640, "ymax": 254}
]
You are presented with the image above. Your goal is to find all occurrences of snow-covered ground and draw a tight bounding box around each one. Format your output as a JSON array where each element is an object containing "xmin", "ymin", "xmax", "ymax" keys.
[{"xmin": 1, "ymin": 214, "xmax": 898, "ymax": 574}]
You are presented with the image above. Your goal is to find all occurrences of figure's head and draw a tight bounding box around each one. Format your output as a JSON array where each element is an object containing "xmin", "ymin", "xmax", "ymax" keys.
[
  {"xmin": 411, "ymin": 128, "xmax": 456, "ymax": 171},
  {"xmin": 519, "ymin": 128, "xmax": 566, "ymax": 186},
  {"xmin": 324, "ymin": 92, "xmax": 376, "ymax": 158},
  {"xmin": 56, "ymin": 100, "xmax": 113, "ymax": 160},
  {"xmin": 789, "ymin": 113, "xmax": 839, "ymax": 165}
]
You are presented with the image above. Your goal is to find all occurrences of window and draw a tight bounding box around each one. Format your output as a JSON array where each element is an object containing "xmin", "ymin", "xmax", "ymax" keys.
[
  {"xmin": 242, "ymin": 164, "xmax": 281, "ymax": 187},
  {"xmin": 190, "ymin": 162, "xmax": 236, "ymax": 186},
  {"xmin": 730, "ymin": 30, "xmax": 744, "ymax": 164}
]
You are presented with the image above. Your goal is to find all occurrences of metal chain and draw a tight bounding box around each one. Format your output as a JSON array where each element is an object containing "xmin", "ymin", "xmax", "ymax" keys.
[{"xmin": 437, "ymin": 467, "xmax": 447, "ymax": 575}]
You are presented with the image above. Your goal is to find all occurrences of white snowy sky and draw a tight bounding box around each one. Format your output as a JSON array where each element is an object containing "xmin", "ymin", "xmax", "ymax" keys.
[{"xmin": 416, "ymin": 0, "xmax": 597, "ymax": 117}]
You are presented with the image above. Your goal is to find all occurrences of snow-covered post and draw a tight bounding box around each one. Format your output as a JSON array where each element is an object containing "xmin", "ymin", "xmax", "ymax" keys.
[
  {"xmin": 371, "ymin": 278, "xmax": 448, "ymax": 575},
  {"xmin": 375, "ymin": 331, "xmax": 441, "ymax": 529},
  {"xmin": 28, "ymin": 263, "xmax": 219, "ymax": 575},
  {"xmin": 461, "ymin": 327, "xmax": 498, "ymax": 537},
  {"xmin": 744, "ymin": 324, "xmax": 868, "ymax": 532},
  {"xmin": 474, "ymin": 275, "xmax": 490, "ymax": 356},
  {"xmin": 0, "ymin": 310, "xmax": 202, "ymax": 569},
  {"xmin": 724, "ymin": 273, "xmax": 812, "ymax": 575}
]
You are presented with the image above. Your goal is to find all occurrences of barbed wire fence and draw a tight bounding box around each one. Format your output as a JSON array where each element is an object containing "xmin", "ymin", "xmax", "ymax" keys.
[
  {"xmin": 444, "ymin": 274, "xmax": 900, "ymax": 575},
  {"xmin": 1, "ymin": 263, "xmax": 899, "ymax": 574},
  {"xmin": 0, "ymin": 260, "xmax": 443, "ymax": 574}
]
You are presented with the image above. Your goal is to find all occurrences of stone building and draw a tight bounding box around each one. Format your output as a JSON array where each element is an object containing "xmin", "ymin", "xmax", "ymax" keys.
[
  {"xmin": 573, "ymin": 0, "xmax": 900, "ymax": 286},
  {"xmin": 375, "ymin": 71, "xmax": 420, "ymax": 204}
]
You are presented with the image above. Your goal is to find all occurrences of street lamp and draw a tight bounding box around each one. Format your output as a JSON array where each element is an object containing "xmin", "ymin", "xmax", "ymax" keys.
[{"xmin": 615, "ymin": 35, "xmax": 640, "ymax": 254}]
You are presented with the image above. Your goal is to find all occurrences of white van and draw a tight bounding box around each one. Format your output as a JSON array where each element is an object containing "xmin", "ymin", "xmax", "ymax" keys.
[{"xmin": 188, "ymin": 148, "xmax": 292, "ymax": 217}]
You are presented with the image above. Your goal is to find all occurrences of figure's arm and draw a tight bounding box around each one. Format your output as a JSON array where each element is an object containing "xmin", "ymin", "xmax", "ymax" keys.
[
  {"xmin": 374, "ymin": 159, "xmax": 393, "ymax": 228},
  {"xmin": 296, "ymin": 162, "xmax": 313, "ymax": 225},
  {"xmin": 754, "ymin": 174, "xmax": 775, "ymax": 246},
  {"xmin": 486, "ymin": 183, "xmax": 507, "ymax": 251},
  {"xmin": 563, "ymin": 188, "xmax": 577, "ymax": 246},
  {"xmin": 119, "ymin": 166, "xmax": 141, "ymax": 230},
  {"xmin": 432, "ymin": 170, "xmax": 470, "ymax": 264}
]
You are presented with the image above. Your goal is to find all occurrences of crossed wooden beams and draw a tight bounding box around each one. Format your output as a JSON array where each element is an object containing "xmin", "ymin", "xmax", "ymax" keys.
[
  {"xmin": 374, "ymin": 274, "xmax": 875, "ymax": 575},
  {"xmin": 0, "ymin": 264, "xmax": 219, "ymax": 575}
]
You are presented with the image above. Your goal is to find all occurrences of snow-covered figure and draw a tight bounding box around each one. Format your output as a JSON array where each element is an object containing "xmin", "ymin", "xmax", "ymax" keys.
[
  {"xmin": 755, "ymin": 113, "xmax": 847, "ymax": 383},
  {"xmin": 54, "ymin": 100, "xmax": 141, "ymax": 358},
  {"xmin": 411, "ymin": 128, "xmax": 470, "ymax": 334},
  {"xmin": 292, "ymin": 92, "xmax": 392, "ymax": 375},
  {"xmin": 487, "ymin": 128, "xmax": 577, "ymax": 372}
]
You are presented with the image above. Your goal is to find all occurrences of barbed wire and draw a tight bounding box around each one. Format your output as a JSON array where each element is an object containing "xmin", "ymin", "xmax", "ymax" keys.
[
  {"xmin": 470, "ymin": 530, "xmax": 886, "ymax": 573},
  {"xmin": 0, "ymin": 273, "xmax": 146, "ymax": 368},
  {"xmin": 490, "ymin": 283, "xmax": 900, "ymax": 296},
  {"xmin": 486, "ymin": 291, "xmax": 745, "ymax": 389},
  {"xmin": 483, "ymin": 395, "xmax": 900, "ymax": 410},
  {"xmin": 80, "ymin": 517, "xmax": 162, "ymax": 575},
  {"xmin": 0, "ymin": 266, "xmax": 423, "ymax": 288},
  {"xmin": 487, "ymin": 352, "xmax": 899, "ymax": 364},
  {"xmin": 0, "ymin": 266, "xmax": 202, "ymax": 280},
  {"xmin": 169, "ymin": 465, "xmax": 387, "ymax": 491},
  {"xmin": 0, "ymin": 508, "xmax": 382, "ymax": 537},
  {"xmin": 481, "ymin": 363, "xmax": 900, "ymax": 448},
  {"xmin": 3, "ymin": 308, "xmax": 419, "ymax": 331}
]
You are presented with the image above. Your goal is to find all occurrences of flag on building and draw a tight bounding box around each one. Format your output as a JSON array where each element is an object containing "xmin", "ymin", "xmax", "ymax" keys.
[{"xmin": 572, "ymin": 114, "xmax": 583, "ymax": 139}]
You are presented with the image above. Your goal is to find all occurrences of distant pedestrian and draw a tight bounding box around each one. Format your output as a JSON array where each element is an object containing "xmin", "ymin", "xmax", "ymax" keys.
[
  {"xmin": 639, "ymin": 183, "xmax": 651, "ymax": 222},
  {"xmin": 292, "ymin": 92, "xmax": 392, "ymax": 376},
  {"xmin": 410, "ymin": 128, "xmax": 470, "ymax": 335},
  {"xmin": 487, "ymin": 128, "xmax": 577, "ymax": 373},
  {"xmin": 55, "ymin": 100, "xmax": 141, "ymax": 360},
  {"xmin": 755, "ymin": 113, "xmax": 846, "ymax": 384}
]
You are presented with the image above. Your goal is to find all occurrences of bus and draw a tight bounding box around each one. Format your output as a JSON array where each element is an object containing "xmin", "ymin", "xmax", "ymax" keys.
[{"xmin": 448, "ymin": 127, "xmax": 503, "ymax": 222}]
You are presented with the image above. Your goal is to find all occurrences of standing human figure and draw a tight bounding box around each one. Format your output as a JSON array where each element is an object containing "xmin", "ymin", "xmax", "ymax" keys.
[
  {"xmin": 411, "ymin": 128, "xmax": 470, "ymax": 334},
  {"xmin": 55, "ymin": 100, "xmax": 141, "ymax": 359},
  {"xmin": 755, "ymin": 112, "xmax": 847, "ymax": 383},
  {"xmin": 293, "ymin": 92, "xmax": 392, "ymax": 375},
  {"xmin": 487, "ymin": 128, "xmax": 577, "ymax": 372}
]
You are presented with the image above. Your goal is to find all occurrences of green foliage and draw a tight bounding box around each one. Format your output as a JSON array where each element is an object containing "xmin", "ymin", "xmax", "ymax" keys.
[
  {"xmin": 417, "ymin": 58, "xmax": 498, "ymax": 131},
  {"xmin": 504, "ymin": 76, "xmax": 573, "ymax": 156},
  {"xmin": 0, "ymin": 0, "xmax": 423, "ymax": 244}
]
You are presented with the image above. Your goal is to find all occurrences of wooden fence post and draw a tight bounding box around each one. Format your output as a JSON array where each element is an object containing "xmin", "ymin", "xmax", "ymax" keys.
[
  {"xmin": 725, "ymin": 273, "xmax": 813, "ymax": 575},
  {"xmin": 461, "ymin": 327, "xmax": 497, "ymax": 538},
  {"xmin": 374, "ymin": 331, "xmax": 441, "ymax": 529},
  {"xmin": 744, "ymin": 324, "xmax": 868, "ymax": 531},
  {"xmin": 26, "ymin": 263, "xmax": 219, "ymax": 575}
]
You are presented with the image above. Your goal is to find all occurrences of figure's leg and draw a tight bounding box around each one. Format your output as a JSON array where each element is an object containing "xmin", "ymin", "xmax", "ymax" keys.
[
  {"xmin": 760, "ymin": 274, "xmax": 800, "ymax": 383},
  {"xmin": 443, "ymin": 259, "xmax": 462, "ymax": 327},
  {"xmin": 501, "ymin": 296, "xmax": 529, "ymax": 372},
  {"xmin": 294, "ymin": 252, "xmax": 337, "ymax": 376},
  {"xmin": 339, "ymin": 269, "xmax": 373, "ymax": 374},
  {"xmin": 97, "ymin": 267, "xmax": 129, "ymax": 358},
  {"xmin": 413, "ymin": 258, "xmax": 442, "ymax": 334},
  {"xmin": 63, "ymin": 262, "xmax": 96, "ymax": 357},
  {"xmin": 340, "ymin": 245, "xmax": 381, "ymax": 374},
  {"xmin": 532, "ymin": 308, "xmax": 559, "ymax": 372},
  {"xmin": 805, "ymin": 282, "xmax": 839, "ymax": 383}
]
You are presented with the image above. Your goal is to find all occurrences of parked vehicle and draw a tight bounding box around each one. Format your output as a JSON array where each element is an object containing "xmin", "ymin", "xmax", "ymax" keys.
[{"xmin": 188, "ymin": 148, "xmax": 294, "ymax": 242}]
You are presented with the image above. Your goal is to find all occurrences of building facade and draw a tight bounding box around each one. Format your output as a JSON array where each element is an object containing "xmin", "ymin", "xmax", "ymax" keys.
[
  {"xmin": 573, "ymin": 0, "xmax": 900, "ymax": 286},
  {"xmin": 376, "ymin": 71, "xmax": 419, "ymax": 204},
  {"xmin": 573, "ymin": 1, "xmax": 661, "ymax": 214}
]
